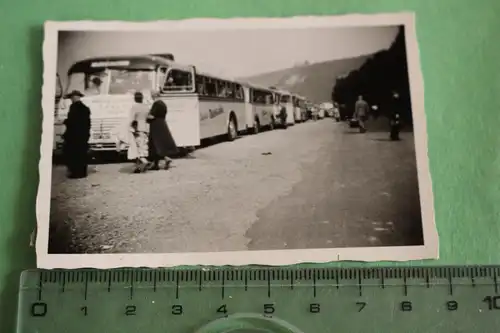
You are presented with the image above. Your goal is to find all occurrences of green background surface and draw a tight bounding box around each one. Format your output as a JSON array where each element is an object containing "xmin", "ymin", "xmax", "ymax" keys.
[{"xmin": 0, "ymin": 0, "xmax": 499, "ymax": 331}]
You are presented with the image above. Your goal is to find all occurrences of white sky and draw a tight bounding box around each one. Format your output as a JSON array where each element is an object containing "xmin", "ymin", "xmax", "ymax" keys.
[{"xmin": 57, "ymin": 26, "xmax": 398, "ymax": 81}]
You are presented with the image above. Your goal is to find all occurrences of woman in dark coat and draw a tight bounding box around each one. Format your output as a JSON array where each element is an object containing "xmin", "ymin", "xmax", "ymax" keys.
[{"xmin": 147, "ymin": 100, "xmax": 179, "ymax": 170}]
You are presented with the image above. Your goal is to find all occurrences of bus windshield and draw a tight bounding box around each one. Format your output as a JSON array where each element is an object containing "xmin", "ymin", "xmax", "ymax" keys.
[
  {"xmin": 65, "ymin": 69, "xmax": 156, "ymax": 96},
  {"xmin": 280, "ymin": 95, "xmax": 290, "ymax": 103}
]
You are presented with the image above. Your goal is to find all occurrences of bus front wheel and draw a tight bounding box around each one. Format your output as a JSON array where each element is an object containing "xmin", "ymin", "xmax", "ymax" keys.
[{"xmin": 227, "ymin": 115, "xmax": 238, "ymax": 141}]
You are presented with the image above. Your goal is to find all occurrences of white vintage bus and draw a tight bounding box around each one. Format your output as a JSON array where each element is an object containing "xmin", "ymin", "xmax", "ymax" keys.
[
  {"xmin": 271, "ymin": 89, "xmax": 295, "ymax": 126},
  {"xmin": 54, "ymin": 55, "xmax": 249, "ymax": 156},
  {"xmin": 292, "ymin": 94, "xmax": 307, "ymax": 123},
  {"xmin": 243, "ymin": 83, "xmax": 276, "ymax": 134},
  {"xmin": 317, "ymin": 103, "xmax": 326, "ymax": 119}
]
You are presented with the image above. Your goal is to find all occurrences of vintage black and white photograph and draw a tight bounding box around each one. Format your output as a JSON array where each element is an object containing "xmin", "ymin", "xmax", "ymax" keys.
[{"xmin": 36, "ymin": 13, "xmax": 438, "ymax": 268}]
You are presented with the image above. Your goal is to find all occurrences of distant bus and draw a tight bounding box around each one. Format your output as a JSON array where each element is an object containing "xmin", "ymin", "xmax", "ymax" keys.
[
  {"xmin": 192, "ymin": 71, "xmax": 247, "ymax": 141},
  {"xmin": 320, "ymin": 102, "xmax": 331, "ymax": 116},
  {"xmin": 292, "ymin": 94, "xmax": 306, "ymax": 123},
  {"xmin": 272, "ymin": 89, "xmax": 295, "ymax": 126},
  {"xmin": 243, "ymin": 83, "xmax": 275, "ymax": 134},
  {"xmin": 318, "ymin": 103, "xmax": 326, "ymax": 119},
  {"xmin": 317, "ymin": 103, "xmax": 326, "ymax": 119},
  {"xmin": 54, "ymin": 55, "xmax": 249, "ymax": 156}
]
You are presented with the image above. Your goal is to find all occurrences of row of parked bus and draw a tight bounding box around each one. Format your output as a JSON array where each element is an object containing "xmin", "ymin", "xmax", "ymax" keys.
[{"xmin": 53, "ymin": 54, "xmax": 338, "ymax": 157}]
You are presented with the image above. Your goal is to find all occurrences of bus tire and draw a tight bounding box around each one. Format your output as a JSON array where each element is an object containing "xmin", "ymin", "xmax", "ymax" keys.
[
  {"xmin": 252, "ymin": 118, "xmax": 260, "ymax": 135},
  {"xmin": 227, "ymin": 114, "xmax": 238, "ymax": 141}
]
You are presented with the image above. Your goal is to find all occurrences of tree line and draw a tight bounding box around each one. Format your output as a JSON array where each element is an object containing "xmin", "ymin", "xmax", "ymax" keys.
[{"xmin": 332, "ymin": 26, "xmax": 413, "ymax": 125}]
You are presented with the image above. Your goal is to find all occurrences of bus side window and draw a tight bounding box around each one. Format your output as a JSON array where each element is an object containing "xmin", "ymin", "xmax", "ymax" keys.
[
  {"xmin": 205, "ymin": 78, "xmax": 217, "ymax": 97},
  {"xmin": 215, "ymin": 80, "xmax": 224, "ymax": 98},
  {"xmin": 196, "ymin": 76, "xmax": 206, "ymax": 95},
  {"xmin": 226, "ymin": 82, "xmax": 235, "ymax": 99},
  {"xmin": 251, "ymin": 89, "xmax": 258, "ymax": 104},
  {"xmin": 235, "ymin": 84, "xmax": 243, "ymax": 101},
  {"xmin": 164, "ymin": 69, "xmax": 193, "ymax": 91}
]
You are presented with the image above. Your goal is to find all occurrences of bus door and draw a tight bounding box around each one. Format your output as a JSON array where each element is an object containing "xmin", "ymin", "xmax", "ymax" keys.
[{"xmin": 160, "ymin": 65, "xmax": 201, "ymax": 147}]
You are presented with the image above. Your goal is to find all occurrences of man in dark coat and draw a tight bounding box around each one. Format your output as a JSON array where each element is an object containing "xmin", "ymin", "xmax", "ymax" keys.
[
  {"xmin": 62, "ymin": 90, "xmax": 91, "ymax": 178},
  {"xmin": 147, "ymin": 100, "xmax": 179, "ymax": 170},
  {"xmin": 390, "ymin": 112, "xmax": 401, "ymax": 141}
]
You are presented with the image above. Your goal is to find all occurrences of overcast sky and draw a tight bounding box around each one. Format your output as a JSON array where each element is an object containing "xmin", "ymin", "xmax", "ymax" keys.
[{"xmin": 57, "ymin": 26, "xmax": 399, "ymax": 81}]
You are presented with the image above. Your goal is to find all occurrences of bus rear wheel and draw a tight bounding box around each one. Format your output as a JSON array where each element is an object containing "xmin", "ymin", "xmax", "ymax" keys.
[{"xmin": 227, "ymin": 115, "xmax": 237, "ymax": 141}]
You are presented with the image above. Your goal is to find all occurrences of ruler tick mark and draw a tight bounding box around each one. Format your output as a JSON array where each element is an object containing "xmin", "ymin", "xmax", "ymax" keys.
[
  {"xmin": 494, "ymin": 272, "xmax": 498, "ymax": 294},
  {"xmin": 130, "ymin": 277, "xmax": 134, "ymax": 300},
  {"xmin": 175, "ymin": 272, "xmax": 179, "ymax": 299},
  {"xmin": 153, "ymin": 273, "xmax": 157, "ymax": 292},
  {"xmin": 290, "ymin": 273, "xmax": 294, "ymax": 290},
  {"xmin": 221, "ymin": 273, "xmax": 225, "ymax": 300},
  {"xmin": 37, "ymin": 274, "xmax": 42, "ymax": 301},
  {"xmin": 381, "ymin": 274, "xmax": 385, "ymax": 289},
  {"xmin": 244, "ymin": 273, "xmax": 248, "ymax": 291},
  {"xmin": 84, "ymin": 277, "xmax": 88, "ymax": 301},
  {"xmin": 267, "ymin": 273, "xmax": 271, "ymax": 298},
  {"xmin": 313, "ymin": 273, "xmax": 317, "ymax": 298},
  {"xmin": 471, "ymin": 277, "xmax": 476, "ymax": 287},
  {"xmin": 448, "ymin": 276, "xmax": 453, "ymax": 295},
  {"xmin": 358, "ymin": 275, "xmax": 362, "ymax": 297},
  {"xmin": 403, "ymin": 276, "xmax": 408, "ymax": 296},
  {"xmin": 198, "ymin": 271, "xmax": 202, "ymax": 291},
  {"xmin": 61, "ymin": 278, "xmax": 66, "ymax": 293},
  {"xmin": 425, "ymin": 275, "xmax": 430, "ymax": 288}
]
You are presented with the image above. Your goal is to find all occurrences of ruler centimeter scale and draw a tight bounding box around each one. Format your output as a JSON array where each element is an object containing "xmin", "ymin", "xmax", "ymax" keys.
[{"xmin": 17, "ymin": 266, "xmax": 500, "ymax": 332}]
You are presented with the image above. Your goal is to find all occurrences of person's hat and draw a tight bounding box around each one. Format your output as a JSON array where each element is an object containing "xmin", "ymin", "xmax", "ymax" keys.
[{"xmin": 64, "ymin": 90, "xmax": 84, "ymax": 98}]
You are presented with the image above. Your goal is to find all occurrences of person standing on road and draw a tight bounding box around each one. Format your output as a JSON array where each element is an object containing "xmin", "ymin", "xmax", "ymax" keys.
[
  {"xmin": 147, "ymin": 100, "xmax": 179, "ymax": 170},
  {"xmin": 62, "ymin": 90, "xmax": 91, "ymax": 179},
  {"xmin": 390, "ymin": 112, "xmax": 401, "ymax": 141},
  {"xmin": 128, "ymin": 92, "xmax": 150, "ymax": 173},
  {"xmin": 353, "ymin": 95, "xmax": 369, "ymax": 133}
]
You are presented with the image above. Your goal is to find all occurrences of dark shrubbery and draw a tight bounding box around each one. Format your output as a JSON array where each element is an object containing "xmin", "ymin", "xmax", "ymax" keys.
[{"xmin": 332, "ymin": 26, "xmax": 413, "ymax": 126}]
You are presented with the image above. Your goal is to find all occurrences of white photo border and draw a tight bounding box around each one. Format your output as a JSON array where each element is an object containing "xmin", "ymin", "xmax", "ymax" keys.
[{"xmin": 37, "ymin": 12, "xmax": 438, "ymax": 269}]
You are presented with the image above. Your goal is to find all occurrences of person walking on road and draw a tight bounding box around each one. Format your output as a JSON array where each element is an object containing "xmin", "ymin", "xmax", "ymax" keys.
[
  {"xmin": 147, "ymin": 100, "xmax": 179, "ymax": 170},
  {"xmin": 128, "ymin": 92, "xmax": 151, "ymax": 173},
  {"xmin": 62, "ymin": 90, "xmax": 91, "ymax": 179},
  {"xmin": 353, "ymin": 95, "xmax": 369, "ymax": 133}
]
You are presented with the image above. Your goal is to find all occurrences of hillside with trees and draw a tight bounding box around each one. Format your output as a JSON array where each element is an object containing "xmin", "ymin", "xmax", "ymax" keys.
[
  {"xmin": 332, "ymin": 26, "xmax": 413, "ymax": 125},
  {"xmin": 241, "ymin": 56, "xmax": 370, "ymax": 103}
]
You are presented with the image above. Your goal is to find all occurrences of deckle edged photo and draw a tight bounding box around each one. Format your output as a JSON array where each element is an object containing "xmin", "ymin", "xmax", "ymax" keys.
[{"xmin": 36, "ymin": 13, "xmax": 438, "ymax": 269}]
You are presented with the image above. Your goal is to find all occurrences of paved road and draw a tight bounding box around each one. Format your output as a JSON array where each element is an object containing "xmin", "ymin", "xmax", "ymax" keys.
[{"xmin": 49, "ymin": 118, "xmax": 423, "ymax": 254}]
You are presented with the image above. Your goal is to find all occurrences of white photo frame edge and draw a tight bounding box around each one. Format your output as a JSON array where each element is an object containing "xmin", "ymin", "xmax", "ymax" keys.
[{"xmin": 37, "ymin": 12, "xmax": 439, "ymax": 269}]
